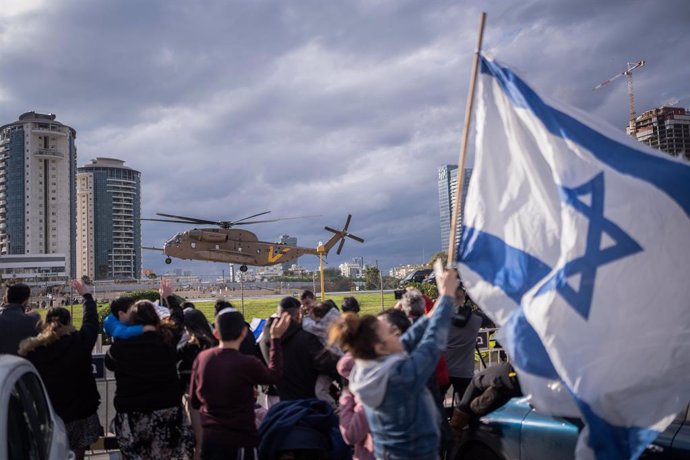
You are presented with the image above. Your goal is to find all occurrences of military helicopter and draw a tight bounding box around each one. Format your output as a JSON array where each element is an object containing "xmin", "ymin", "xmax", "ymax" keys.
[{"xmin": 142, "ymin": 212, "xmax": 364, "ymax": 272}]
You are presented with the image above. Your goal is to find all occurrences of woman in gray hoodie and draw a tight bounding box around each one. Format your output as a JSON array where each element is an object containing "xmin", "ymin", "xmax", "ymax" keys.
[{"xmin": 329, "ymin": 269, "xmax": 458, "ymax": 460}]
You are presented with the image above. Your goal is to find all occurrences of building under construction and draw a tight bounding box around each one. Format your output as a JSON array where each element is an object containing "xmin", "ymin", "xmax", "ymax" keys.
[{"xmin": 632, "ymin": 106, "xmax": 690, "ymax": 160}]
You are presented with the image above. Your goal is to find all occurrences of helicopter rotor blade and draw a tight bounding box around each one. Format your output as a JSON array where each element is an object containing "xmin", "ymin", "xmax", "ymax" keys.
[
  {"xmin": 343, "ymin": 214, "xmax": 352, "ymax": 232},
  {"xmin": 336, "ymin": 238, "xmax": 346, "ymax": 255},
  {"xmin": 324, "ymin": 226, "xmax": 340, "ymax": 234},
  {"xmin": 151, "ymin": 212, "xmax": 318, "ymax": 229},
  {"xmin": 346, "ymin": 234, "xmax": 365, "ymax": 243},
  {"xmin": 231, "ymin": 211, "xmax": 272, "ymax": 224},
  {"xmin": 156, "ymin": 213, "xmax": 218, "ymax": 225},
  {"xmin": 233, "ymin": 215, "xmax": 322, "ymax": 225},
  {"xmin": 141, "ymin": 218, "xmax": 207, "ymax": 225}
]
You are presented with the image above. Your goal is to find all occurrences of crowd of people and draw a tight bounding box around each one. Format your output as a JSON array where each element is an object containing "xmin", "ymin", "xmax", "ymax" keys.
[{"xmin": 0, "ymin": 269, "xmax": 521, "ymax": 460}]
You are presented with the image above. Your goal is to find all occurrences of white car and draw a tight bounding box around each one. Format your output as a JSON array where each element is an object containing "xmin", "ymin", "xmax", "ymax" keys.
[{"xmin": 0, "ymin": 355, "xmax": 75, "ymax": 460}]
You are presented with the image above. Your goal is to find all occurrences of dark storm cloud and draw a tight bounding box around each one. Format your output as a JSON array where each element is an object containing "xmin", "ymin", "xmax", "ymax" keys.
[{"xmin": 1, "ymin": 0, "xmax": 688, "ymax": 275}]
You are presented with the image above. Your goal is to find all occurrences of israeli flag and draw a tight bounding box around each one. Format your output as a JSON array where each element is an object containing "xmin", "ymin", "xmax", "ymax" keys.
[{"xmin": 459, "ymin": 56, "xmax": 690, "ymax": 460}]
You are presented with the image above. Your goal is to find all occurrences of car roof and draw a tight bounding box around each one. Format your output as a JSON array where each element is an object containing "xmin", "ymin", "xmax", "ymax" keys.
[{"xmin": 0, "ymin": 355, "xmax": 36, "ymax": 389}]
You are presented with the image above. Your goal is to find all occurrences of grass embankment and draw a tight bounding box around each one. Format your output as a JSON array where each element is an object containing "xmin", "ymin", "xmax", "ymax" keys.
[{"xmin": 57, "ymin": 292, "xmax": 398, "ymax": 330}]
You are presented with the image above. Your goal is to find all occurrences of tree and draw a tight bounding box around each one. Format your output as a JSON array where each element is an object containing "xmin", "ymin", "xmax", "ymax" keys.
[
  {"xmin": 363, "ymin": 266, "xmax": 381, "ymax": 290},
  {"xmin": 426, "ymin": 251, "xmax": 448, "ymax": 268},
  {"xmin": 381, "ymin": 276, "xmax": 399, "ymax": 289},
  {"xmin": 320, "ymin": 267, "xmax": 353, "ymax": 292}
]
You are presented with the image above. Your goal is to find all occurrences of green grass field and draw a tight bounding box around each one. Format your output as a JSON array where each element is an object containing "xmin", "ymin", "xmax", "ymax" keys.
[{"xmin": 56, "ymin": 292, "xmax": 399, "ymax": 330}]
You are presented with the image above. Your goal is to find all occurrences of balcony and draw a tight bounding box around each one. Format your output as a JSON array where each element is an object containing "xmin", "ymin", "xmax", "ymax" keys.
[
  {"xmin": 31, "ymin": 125, "xmax": 67, "ymax": 136},
  {"xmin": 35, "ymin": 148, "xmax": 65, "ymax": 160}
]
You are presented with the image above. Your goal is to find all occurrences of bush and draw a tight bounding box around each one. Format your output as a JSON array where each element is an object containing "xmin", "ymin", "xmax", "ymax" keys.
[{"xmin": 98, "ymin": 305, "xmax": 113, "ymax": 345}]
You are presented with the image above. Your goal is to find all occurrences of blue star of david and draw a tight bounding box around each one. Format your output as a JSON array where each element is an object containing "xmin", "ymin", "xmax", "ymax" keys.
[{"xmin": 535, "ymin": 172, "xmax": 642, "ymax": 320}]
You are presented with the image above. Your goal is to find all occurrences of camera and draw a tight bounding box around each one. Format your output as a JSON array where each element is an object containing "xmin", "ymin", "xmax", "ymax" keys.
[
  {"xmin": 393, "ymin": 289, "xmax": 406, "ymax": 300},
  {"xmin": 452, "ymin": 304, "xmax": 473, "ymax": 327}
]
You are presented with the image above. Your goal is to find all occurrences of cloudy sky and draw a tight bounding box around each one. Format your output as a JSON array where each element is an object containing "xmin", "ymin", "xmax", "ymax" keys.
[{"xmin": 1, "ymin": 0, "xmax": 688, "ymax": 276}]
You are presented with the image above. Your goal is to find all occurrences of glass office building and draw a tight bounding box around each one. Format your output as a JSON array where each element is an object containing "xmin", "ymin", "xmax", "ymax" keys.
[{"xmin": 438, "ymin": 165, "xmax": 472, "ymax": 257}]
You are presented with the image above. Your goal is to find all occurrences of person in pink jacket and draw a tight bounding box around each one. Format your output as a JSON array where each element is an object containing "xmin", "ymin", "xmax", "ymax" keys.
[{"xmin": 337, "ymin": 353, "xmax": 375, "ymax": 460}]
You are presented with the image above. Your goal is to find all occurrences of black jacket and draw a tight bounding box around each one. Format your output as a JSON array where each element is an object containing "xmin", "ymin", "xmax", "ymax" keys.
[
  {"xmin": 20, "ymin": 294, "xmax": 100, "ymax": 422},
  {"xmin": 260, "ymin": 318, "xmax": 338, "ymax": 401},
  {"xmin": 0, "ymin": 303, "xmax": 39, "ymax": 355},
  {"xmin": 105, "ymin": 297, "xmax": 184, "ymax": 413}
]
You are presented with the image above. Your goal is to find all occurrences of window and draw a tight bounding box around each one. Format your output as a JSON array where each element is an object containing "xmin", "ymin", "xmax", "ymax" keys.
[{"xmin": 6, "ymin": 372, "xmax": 53, "ymax": 460}]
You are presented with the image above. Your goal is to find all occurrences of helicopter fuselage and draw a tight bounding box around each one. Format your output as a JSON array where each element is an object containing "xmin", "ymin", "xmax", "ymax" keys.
[{"xmin": 163, "ymin": 227, "xmax": 319, "ymax": 266}]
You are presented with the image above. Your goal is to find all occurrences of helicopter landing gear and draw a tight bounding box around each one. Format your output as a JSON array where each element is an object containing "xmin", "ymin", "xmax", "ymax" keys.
[
  {"xmin": 240, "ymin": 265, "xmax": 248, "ymax": 272},
  {"xmin": 165, "ymin": 257, "xmax": 172, "ymax": 265}
]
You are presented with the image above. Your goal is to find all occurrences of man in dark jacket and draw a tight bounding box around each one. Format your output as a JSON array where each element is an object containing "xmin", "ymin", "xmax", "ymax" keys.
[
  {"xmin": 19, "ymin": 279, "xmax": 102, "ymax": 459},
  {"xmin": 0, "ymin": 283, "xmax": 39, "ymax": 355},
  {"xmin": 260, "ymin": 296, "xmax": 338, "ymax": 401}
]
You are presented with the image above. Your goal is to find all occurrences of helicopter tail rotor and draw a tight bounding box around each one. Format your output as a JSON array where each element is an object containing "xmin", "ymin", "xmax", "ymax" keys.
[{"xmin": 324, "ymin": 214, "xmax": 364, "ymax": 255}]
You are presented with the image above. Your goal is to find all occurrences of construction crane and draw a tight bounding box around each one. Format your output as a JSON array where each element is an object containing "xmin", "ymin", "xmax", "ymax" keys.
[{"xmin": 593, "ymin": 60, "xmax": 645, "ymax": 135}]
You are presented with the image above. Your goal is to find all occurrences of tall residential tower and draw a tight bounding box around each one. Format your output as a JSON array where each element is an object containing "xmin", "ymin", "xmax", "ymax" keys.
[
  {"xmin": 0, "ymin": 112, "xmax": 77, "ymax": 281},
  {"xmin": 77, "ymin": 158, "xmax": 141, "ymax": 280}
]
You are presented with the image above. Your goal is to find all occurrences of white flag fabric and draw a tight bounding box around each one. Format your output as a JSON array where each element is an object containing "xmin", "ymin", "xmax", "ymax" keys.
[{"xmin": 458, "ymin": 56, "xmax": 690, "ymax": 460}]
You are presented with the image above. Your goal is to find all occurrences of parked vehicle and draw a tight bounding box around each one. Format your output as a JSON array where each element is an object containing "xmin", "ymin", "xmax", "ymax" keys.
[
  {"xmin": 398, "ymin": 269, "xmax": 433, "ymax": 288},
  {"xmin": 422, "ymin": 272, "xmax": 436, "ymax": 284},
  {"xmin": 0, "ymin": 355, "xmax": 75, "ymax": 460},
  {"xmin": 456, "ymin": 397, "xmax": 690, "ymax": 460}
]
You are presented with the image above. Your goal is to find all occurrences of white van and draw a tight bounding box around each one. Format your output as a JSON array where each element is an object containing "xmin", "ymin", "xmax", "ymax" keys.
[{"xmin": 0, "ymin": 355, "xmax": 75, "ymax": 459}]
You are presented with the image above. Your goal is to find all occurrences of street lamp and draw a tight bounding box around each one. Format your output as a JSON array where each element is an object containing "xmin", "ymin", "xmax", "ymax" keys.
[
  {"xmin": 239, "ymin": 272, "xmax": 245, "ymax": 315},
  {"xmin": 317, "ymin": 242, "xmax": 326, "ymax": 301}
]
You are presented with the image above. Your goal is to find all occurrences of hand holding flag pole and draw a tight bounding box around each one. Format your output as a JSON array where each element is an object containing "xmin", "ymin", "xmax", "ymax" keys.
[{"xmin": 447, "ymin": 11, "xmax": 487, "ymax": 268}]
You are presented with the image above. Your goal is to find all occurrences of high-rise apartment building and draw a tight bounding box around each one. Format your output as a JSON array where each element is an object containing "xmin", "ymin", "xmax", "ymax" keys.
[
  {"xmin": 438, "ymin": 165, "xmax": 472, "ymax": 254},
  {"xmin": 77, "ymin": 158, "xmax": 141, "ymax": 280},
  {"xmin": 0, "ymin": 112, "xmax": 77, "ymax": 280},
  {"xmin": 632, "ymin": 106, "xmax": 690, "ymax": 160}
]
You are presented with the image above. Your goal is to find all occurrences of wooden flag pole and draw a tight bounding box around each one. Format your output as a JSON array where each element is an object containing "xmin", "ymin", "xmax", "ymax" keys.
[{"xmin": 447, "ymin": 12, "xmax": 487, "ymax": 268}]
